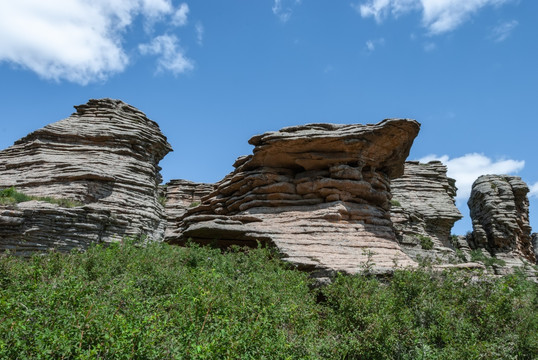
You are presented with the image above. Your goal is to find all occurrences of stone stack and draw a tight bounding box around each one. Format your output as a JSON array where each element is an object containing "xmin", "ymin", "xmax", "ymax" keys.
[
  {"xmin": 391, "ymin": 161, "xmax": 463, "ymax": 261},
  {"xmin": 163, "ymin": 179, "xmax": 214, "ymax": 242},
  {"xmin": 175, "ymin": 120, "xmax": 421, "ymax": 275},
  {"xmin": 468, "ymin": 175, "xmax": 536, "ymax": 270},
  {"xmin": 0, "ymin": 99, "xmax": 171, "ymax": 254}
]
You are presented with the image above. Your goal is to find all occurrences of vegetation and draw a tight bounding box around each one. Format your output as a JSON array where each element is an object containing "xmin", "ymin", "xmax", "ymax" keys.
[
  {"xmin": 390, "ymin": 199, "xmax": 401, "ymax": 207},
  {"xmin": 418, "ymin": 234, "xmax": 434, "ymax": 250},
  {"xmin": 0, "ymin": 187, "xmax": 82, "ymax": 208},
  {"xmin": 470, "ymin": 249, "xmax": 507, "ymax": 268},
  {"xmin": 0, "ymin": 242, "xmax": 536, "ymax": 359},
  {"xmin": 189, "ymin": 201, "xmax": 201, "ymax": 208}
]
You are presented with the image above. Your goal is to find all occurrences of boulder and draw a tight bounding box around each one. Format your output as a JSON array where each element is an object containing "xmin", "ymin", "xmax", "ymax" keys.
[
  {"xmin": 0, "ymin": 99, "xmax": 171, "ymax": 254},
  {"xmin": 174, "ymin": 119, "xmax": 421, "ymax": 275},
  {"xmin": 468, "ymin": 175, "xmax": 536, "ymax": 269},
  {"xmin": 391, "ymin": 161, "xmax": 463, "ymax": 261}
]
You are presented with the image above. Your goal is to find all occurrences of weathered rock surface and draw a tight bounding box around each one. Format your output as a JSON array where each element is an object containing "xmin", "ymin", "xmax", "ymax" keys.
[
  {"xmin": 468, "ymin": 175, "xmax": 536, "ymax": 269},
  {"xmin": 391, "ymin": 161, "xmax": 463, "ymax": 261},
  {"xmin": 0, "ymin": 99, "xmax": 171, "ymax": 254},
  {"xmin": 174, "ymin": 120, "xmax": 421, "ymax": 274},
  {"xmin": 163, "ymin": 179, "xmax": 214, "ymax": 242}
]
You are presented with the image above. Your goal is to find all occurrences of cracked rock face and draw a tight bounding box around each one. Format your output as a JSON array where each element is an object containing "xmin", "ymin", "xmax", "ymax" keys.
[
  {"xmin": 0, "ymin": 99, "xmax": 171, "ymax": 254},
  {"xmin": 390, "ymin": 161, "xmax": 462, "ymax": 261},
  {"xmin": 175, "ymin": 119, "xmax": 421, "ymax": 274},
  {"xmin": 468, "ymin": 175, "xmax": 536, "ymax": 265}
]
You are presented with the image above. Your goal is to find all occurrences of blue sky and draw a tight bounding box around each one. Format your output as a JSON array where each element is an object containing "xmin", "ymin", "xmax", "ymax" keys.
[{"xmin": 0, "ymin": 0, "xmax": 537, "ymax": 234}]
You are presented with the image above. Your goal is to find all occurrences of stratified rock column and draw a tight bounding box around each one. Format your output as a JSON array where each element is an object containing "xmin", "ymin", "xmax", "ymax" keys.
[
  {"xmin": 391, "ymin": 161, "xmax": 462, "ymax": 260},
  {"xmin": 175, "ymin": 119, "xmax": 421, "ymax": 275},
  {"xmin": 0, "ymin": 99, "xmax": 172, "ymax": 254},
  {"xmin": 468, "ymin": 175, "xmax": 535, "ymax": 264}
]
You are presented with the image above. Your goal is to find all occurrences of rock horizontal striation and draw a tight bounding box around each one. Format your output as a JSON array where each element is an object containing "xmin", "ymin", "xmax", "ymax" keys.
[
  {"xmin": 0, "ymin": 99, "xmax": 171, "ymax": 254},
  {"xmin": 174, "ymin": 119, "xmax": 421, "ymax": 275},
  {"xmin": 468, "ymin": 175, "xmax": 536, "ymax": 271},
  {"xmin": 163, "ymin": 179, "xmax": 214, "ymax": 242},
  {"xmin": 391, "ymin": 161, "xmax": 463, "ymax": 261}
]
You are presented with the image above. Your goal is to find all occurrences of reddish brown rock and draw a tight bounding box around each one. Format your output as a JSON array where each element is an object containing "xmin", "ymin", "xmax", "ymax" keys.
[{"xmin": 174, "ymin": 119, "xmax": 421, "ymax": 275}]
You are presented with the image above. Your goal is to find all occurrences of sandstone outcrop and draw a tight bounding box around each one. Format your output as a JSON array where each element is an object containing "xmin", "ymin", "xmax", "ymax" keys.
[
  {"xmin": 174, "ymin": 120, "xmax": 421, "ymax": 275},
  {"xmin": 0, "ymin": 99, "xmax": 171, "ymax": 254},
  {"xmin": 468, "ymin": 175, "xmax": 536, "ymax": 269},
  {"xmin": 391, "ymin": 161, "xmax": 463, "ymax": 261},
  {"xmin": 163, "ymin": 179, "xmax": 214, "ymax": 242}
]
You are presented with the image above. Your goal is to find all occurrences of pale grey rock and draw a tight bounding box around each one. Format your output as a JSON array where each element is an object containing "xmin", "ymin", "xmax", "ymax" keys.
[
  {"xmin": 390, "ymin": 161, "xmax": 463, "ymax": 262},
  {"xmin": 0, "ymin": 99, "xmax": 171, "ymax": 254},
  {"xmin": 468, "ymin": 175, "xmax": 536, "ymax": 274},
  {"xmin": 175, "ymin": 119, "xmax": 422, "ymax": 275},
  {"xmin": 162, "ymin": 179, "xmax": 214, "ymax": 242}
]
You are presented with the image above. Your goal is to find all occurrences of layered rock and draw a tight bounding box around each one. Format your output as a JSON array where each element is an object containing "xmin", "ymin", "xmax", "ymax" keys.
[
  {"xmin": 163, "ymin": 180, "xmax": 214, "ymax": 242},
  {"xmin": 468, "ymin": 175, "xmax": 536, "ymax": 268},
  {"xmin": 0, "ymin": 99, "xmax": 171, "ymax": 254},
  {"xmin": 391, "ymin": 161, "xmax": 463, "ymax": 261},
  {"xmin": 174, "ymin": 120, "xmax": 421, "ymax": 275}
]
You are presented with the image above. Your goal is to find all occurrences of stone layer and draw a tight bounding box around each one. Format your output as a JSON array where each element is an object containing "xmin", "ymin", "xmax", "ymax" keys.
[
  {"xmin": 0, "ymin": 99, "xmax": 171, "ymax": 253},
  {"xmin": 468, "ymin": 175, "xmax": 536, "ymax": 265},
  {"xmin": 175, "ymin": 119, "xmax": 421, "ymax": 274},
  {"xmin": 391, "ymin": 161, "xmax": 462, "ymax": 261}
]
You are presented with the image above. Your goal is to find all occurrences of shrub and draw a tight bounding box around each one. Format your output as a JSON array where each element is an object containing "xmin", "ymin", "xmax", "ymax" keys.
[
  {"xmin": 390, "ymin": 199, "xmax": 401, "ymax": 207},
  {"xmin": 189, "ymin": 201, "xmax": 201, "ymax": 208},
  {"xmin": 418, "ymin": 235, "xmax": 434, "ymax": 250},
  {"xmin": 470, "ymin": 249, "xmax": 507, "ymax": 267},
  {"xmin": 0, "ymin": 242, "xmax": 535, "ymax": 359},
  {"xmin": 0, "ymin": 187, "xmax": 82, "ymax": 207}
]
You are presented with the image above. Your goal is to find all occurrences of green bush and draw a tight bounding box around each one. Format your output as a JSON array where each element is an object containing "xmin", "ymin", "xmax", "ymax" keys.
[
  {"xmin": 0, "ymin": 187, "xmax": 82, "ymax": 207},
  {"xmin": 470, "ymin": 249, "xmax": 507, "ymax": 267},
  {"xmin": 0, "ymin": 242, "xmax": 536, "ymax": 359},
  {"xmin": 418, "ymin": 235, "xmax": 434, "ymax": 250},
  {"xmin": 390, "ymin": 199, "xmax": 401, "ymax": 207}
]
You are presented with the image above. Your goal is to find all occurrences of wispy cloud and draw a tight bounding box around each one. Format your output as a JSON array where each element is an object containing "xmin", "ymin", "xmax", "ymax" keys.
[
  {"xmin": 418, "ymin": 153, "xmax": 525, "ymax": 200},
  {"xmin": 490, "ymin": 20, "xmax": 518, "ymax": 42},
  {"xmin": 272, "ymin": 0, "xmax": 302, "ymax": 22},
  {"xmin": 139, "ymin": 34, "xmax": 194, "ymax": 75},
  {"xmin": 0, "ymin": 0, "xmax": 194, "ymax": 84},
  {"xmin": 529, "ymin": 182, "xmax": 538, "ymax": 198},
  {"xmin": 365, "ymin": 38, "xmax": 385, "ymax": 52},
  {"xmin": 195, "ymin": 22, "xmax": 204, "ymax": 46},
  {"xmin": 355, "ymin": 0, "xmax": 515, "ymax": 35},
  {"xmin": 172, "ymin": 3, "xmax": 189, "ymax": 26}
]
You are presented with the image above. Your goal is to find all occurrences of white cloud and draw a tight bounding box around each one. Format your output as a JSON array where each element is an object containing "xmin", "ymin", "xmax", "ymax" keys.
[
  {"xmin": 172, "ymin": 3, "xmax": 189, "ymax": 26},
  {"xmin": 195, "ymin": 22, "xmax": 204, "ymax": 46},
  {"xmin": 529, "ymin": 182, "xmax": 538, "ymax": 198},
  {"xmin": 139, "ymin": 34, "xmax": 194, "ymax": 75},
  {"xmin": 418, "ymin": 153, "xmax": 525, "ymax": 200},
  {"xmin": 365, "ymin": 38, "xmax": 386, "ymax": 52},
  {"xmin": 355, "ymin": 0, "xmax": 514, "ymax": 35},
  {"xmin": 489, "ymin": 20, "xmax": 518, "ymax": 42},
  {"xmin": 272, "ymin": 0, "xmax": 302, "ymax": 22},
  {"xmin": 0, "ymin": 0, "xmax": 193, "ymax": 84}
]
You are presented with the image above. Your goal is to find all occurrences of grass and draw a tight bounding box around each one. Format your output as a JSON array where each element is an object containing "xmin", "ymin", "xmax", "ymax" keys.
[
  {"xmin": 0, "ymin": 241, "xmax": 536, "ymax": 359},
  {"xmin": 0, "ymin": 187, "xmax": 82, "ymax": 208}
]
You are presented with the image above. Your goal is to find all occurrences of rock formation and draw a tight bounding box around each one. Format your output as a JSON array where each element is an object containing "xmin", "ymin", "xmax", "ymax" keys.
[
  {"xmin": 163, "ymin": 180, "xmax": 214, "ymax": 242},
  {"xmin": 0, "ymin": 99, "xmax": 171, "ymax": 254},
  {"xmin": 468, "ymin": 175, "xmax": 536, "ymax": 268},
  {"xmin": 391, "ymin": 161, "xmax": 463, "ymax": 261},
  {"xmin": 174, "ymin": 120, "xmax": 421, "ymax": 275}
]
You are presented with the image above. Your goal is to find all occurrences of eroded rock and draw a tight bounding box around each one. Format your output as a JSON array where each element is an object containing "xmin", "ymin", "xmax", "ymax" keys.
[
  {"xmin": 391, "ymin": 161, "xmax": 463, "ymax": 261},
  {"xmin": 174, "ymin": 119, "xmax": 421, "ymax": 275},
  {"xmin": 468, "ymin": 175, "xmax": 536, "ymax": 270},
  {"xmin": 0, "ymin": 99, "xmax": 171, "ymax": 254}
]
